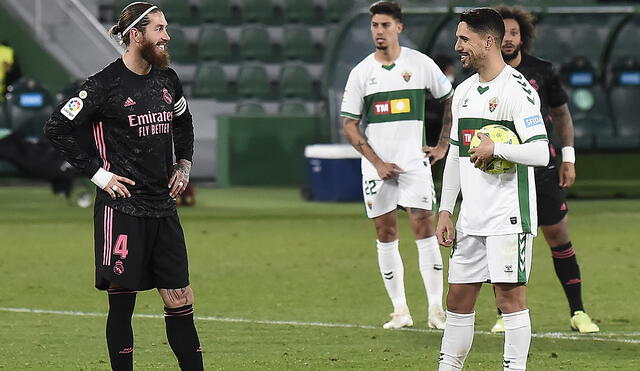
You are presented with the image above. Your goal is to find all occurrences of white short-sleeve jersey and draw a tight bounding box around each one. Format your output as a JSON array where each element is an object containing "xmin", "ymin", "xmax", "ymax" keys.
[
  {"xmin": 340, "ymin": 47, "xmax": 453, "ymax": 177},
  {"xmin": 450, "ymin": 64, "xmax": 548, "ymax": 236}
]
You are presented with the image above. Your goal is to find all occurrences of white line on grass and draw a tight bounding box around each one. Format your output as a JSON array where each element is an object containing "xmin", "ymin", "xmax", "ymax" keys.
[{"xmin": 1, "ymin": 306, "xmax": 638, "ymax": 344}]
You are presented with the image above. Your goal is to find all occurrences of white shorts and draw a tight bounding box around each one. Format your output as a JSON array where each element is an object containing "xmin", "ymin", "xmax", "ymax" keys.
[
  {"xmin": 362, "ymin": 163, "xmax": 436, "ymax": 219},
  {"xmin": 448, "ymin": 231, "xmax": 533, "ymax": 284}
]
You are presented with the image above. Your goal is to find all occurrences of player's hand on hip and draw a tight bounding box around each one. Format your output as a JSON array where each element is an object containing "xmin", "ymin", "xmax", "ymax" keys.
[
  {"xmin": 423, "ymin": 144, "xmax": 448, "ymax": 165},
  {"xmin": 169, "ymin": 159, "xmax": 192, "ymax": 198},
  {"xmin": 559, "ymin": 162, "xmax": 576, "ymax": 188},
  {"xmin": 469, "ymin": 132, "xmax": 494, "ymax": 169},
  {"xmin": 105, "ymin": 174, "xmax": 135, "ymax": 200},
  {"xmin": 375, "ymin": 161, "xmax": 403, "ymax": 180},
  {"xmin": 436, "ymin": 211, "xmax": 455, "ymax": 247}
]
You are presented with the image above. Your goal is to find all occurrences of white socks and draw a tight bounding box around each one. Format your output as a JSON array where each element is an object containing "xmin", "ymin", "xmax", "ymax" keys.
[
  {"xmin": 439, "ymin": 311, "xmax": 475, "ymax": 371},
  {"xmin": 376, "ymin": 240, "xmax": 407, "ymax": 311},
  {"xmin": 416, "ymin": 236, "xmax": 444, "ymax": 310},
  {"xmin": 503, "ymin": 309, "xmax": 531, "ymax": 370}
]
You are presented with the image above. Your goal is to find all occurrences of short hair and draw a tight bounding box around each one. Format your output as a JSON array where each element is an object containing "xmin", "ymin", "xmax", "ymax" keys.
[
  {"xmin": 495, "ymin": 5, "xmax": 536, "ymax": 54},
  {"xmin": 369, "ymin": 1, "xmax": 402, "ymax": 23},
  {"xmin": 459, "ymin": 8, "xmax": 505, "ymax": 47},
  {"xmin": 109, "ymin": 2, "xmax": 162, "ymax": 46}
]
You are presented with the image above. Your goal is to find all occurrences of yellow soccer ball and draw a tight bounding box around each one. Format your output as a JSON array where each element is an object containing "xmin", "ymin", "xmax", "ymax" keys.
[{"xmin": 469, "ymin": 124, "xmax": 520, "ymax": 174}]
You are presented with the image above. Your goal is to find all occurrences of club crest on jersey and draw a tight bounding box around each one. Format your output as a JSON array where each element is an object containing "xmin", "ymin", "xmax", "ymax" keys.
[
  {"xmin": 489, "ymin": 97, "xmax": 499, "ymax": 112},
  {"xmin": 369, "ymin": 77, "xmax": 377, "ymax": 85},
  {"xmin": 162, "ymin": 88, "xmax": 173, "ymax": 104},
  {"xmin": 402, "ymin": 70, "xmax": 412, "ymax": 82}
]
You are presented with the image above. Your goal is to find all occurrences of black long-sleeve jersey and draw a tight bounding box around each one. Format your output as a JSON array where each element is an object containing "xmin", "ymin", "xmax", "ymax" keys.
[
  {"xmin": 44, "ymin": 58, "xmax": 194, "ymax": 217},
  {"xmin": 514, "ymin": 54, "xmax": 569, "ymax": 170}
]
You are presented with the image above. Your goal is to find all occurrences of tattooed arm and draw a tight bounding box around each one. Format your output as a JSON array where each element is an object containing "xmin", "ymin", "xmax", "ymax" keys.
[
  {"xmin": 342, "ymin": 117, "xmax": 402, "ymax": 180},
  {"xmin": 168, "ymin": 159, "xmax": 191, "ymax": 198}
]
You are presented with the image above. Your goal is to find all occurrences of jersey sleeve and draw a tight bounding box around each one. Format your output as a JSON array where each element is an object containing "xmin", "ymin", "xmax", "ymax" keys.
[
  {"xmin": 423, "ymin": 55, "xmax": 453, "ymax": 102},
  {"xmin": 43, "ymin": 77, "xmax": 105, "ymax": 177},
  {"xmin": 169, "ymin": 69, "xmax": 194, "ymax": 162},
  {"xmin": 340, "ymin": 68, "xmax": 364, "ymax": 120},
  {"xmin": 510, "ymin": 77, "xmax": 548, "ymax": 144},
  {"xmin": 545, "ymin": 64, "xmax": 569, "ymax": 109}
]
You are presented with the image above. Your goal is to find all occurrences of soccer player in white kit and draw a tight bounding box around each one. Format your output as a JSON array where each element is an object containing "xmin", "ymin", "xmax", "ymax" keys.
[
  {"xmin": 341, "ymin": 1, "xmax": 454, "ymax": 330},
  {"xmin": 436, "ymin": 8, "xmax": 549, "ymax": 371}
]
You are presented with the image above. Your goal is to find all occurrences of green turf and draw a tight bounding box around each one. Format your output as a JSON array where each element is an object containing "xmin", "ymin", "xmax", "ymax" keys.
[{"xmin": 0, "ymin": 186, "xmax": 639, "ymax": 370}]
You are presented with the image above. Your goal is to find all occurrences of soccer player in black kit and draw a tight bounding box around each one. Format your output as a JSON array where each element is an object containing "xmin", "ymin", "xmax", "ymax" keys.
[
  {"xmin": 488, "ymin": 5, "xmax": 599, "ymax": 333},
  {"xmin": 44, "ymin": 2, "xmax": 205, "ymax": 369}
]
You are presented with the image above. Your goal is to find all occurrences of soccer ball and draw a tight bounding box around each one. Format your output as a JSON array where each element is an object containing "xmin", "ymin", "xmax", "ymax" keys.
[{"xmin": 469, "ymin": 124, "xmax": 520, "ymax": 174}]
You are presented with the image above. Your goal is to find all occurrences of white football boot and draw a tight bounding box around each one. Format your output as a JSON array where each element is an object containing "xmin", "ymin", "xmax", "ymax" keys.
[
  {"xmin": 383, "ymin": 307, "xmax": 413, "ymax": 329},
  {"xmin": 428, "ymin": 306, "xmax": 446, "ymax": 330}
]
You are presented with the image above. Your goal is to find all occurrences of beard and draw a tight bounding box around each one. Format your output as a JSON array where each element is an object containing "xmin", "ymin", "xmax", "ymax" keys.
[
  {"xmin": 375, "ymin": 45, "xmax": 388, "ymax": 50},
  {"xmin": 140, "ymin": 39, "xmax": 171, "ymax": 70},
  {"xmin": 501, "ymin": 44, "xmax": 521, "ymax": 62}
]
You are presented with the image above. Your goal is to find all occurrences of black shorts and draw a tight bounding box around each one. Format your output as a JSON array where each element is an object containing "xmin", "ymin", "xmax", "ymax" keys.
[
  {"xmin": 93, "ymin": 201, "xmax": 190, "ymax": 291},
  {"xmin": 535, "ymin": 167, "xmax": 569, "ymax": 226}
]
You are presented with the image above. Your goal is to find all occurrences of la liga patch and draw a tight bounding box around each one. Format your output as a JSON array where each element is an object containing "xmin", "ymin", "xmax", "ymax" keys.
[{"xmin": 60, "ymin": 97, "xmax": 83, "ymax": 120}]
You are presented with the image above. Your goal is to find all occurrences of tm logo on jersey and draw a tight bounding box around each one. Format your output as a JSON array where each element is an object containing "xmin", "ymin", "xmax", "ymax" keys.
[
  {"xmin": 462, "ymin": 129, "xmax": 476, "ymax": 146},
  {"xmin": 524, "ymin": 115, "xmax": 543, "ymax": 127},
  {"xmin": 373, "ymin": 98, "xmax": 410, "ymax": 115}
]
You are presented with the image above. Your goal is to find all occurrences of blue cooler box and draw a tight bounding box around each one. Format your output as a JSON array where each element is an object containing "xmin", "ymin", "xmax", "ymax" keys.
[{"xmin": 304, "ymin": 144, "xmax": 362, "ymax": 201}]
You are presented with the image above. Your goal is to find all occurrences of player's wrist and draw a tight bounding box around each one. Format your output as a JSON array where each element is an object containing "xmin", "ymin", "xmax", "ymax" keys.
[
  {"xmin": 438, "ymin": 209, "xmax": 453, "ymax": 218},
  {"xmin": 561, "ymin": 146, "xmax": 575, "ymax": 164},
  {"xmin": 91, "ymin": 167, "xmax": 114, "ymax": 189}
]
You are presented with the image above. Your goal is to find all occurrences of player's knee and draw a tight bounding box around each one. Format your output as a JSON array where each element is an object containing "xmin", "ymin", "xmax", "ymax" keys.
[
  {"xmin": 160, "ymin": 286, "xmax": 194, "ymax": 308},
  {"xmin": 495, "ymin": 285, "xmax": 526, "ymax": 313},
  {"xmin": 446, "ymin": 288, "xmax": 476, "ymax": 314},
  {"xmin": 375, "ymin": 225, "xmax": 397, "ymax": 241}
]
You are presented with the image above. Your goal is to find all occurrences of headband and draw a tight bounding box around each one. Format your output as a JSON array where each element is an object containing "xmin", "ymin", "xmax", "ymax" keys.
[{"xmin": 118, "ymin": 5, "xmax": 158, "ymax": 40}]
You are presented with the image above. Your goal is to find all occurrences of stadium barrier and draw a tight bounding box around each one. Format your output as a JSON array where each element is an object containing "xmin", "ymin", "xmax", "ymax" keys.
[{"xmin": 216, "ymin": 114, "xmax": 329, "ymax": 186}]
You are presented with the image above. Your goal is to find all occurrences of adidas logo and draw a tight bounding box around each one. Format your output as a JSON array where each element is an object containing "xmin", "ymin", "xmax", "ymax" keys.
[
  {"xmin": 124, "ymin": 97, "xmax": 136, "ymax": 107},
  {"xmin": 383, "ymin": 271, "xmax": 394, "ymax": 280}
]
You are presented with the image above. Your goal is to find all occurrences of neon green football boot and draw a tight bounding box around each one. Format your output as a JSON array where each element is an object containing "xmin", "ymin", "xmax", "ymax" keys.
[
  {"xmin": 570, "ymin": 311, "xmax": 600, "ymax": 333},
  {"xmin": 491, "ymin": 315, "xmax": 505, "ymax": 333}
]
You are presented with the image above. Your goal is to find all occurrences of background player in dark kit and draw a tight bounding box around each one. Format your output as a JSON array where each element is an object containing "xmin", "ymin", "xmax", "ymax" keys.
[
  {"xmin": 44, "ymin": 2, "xmax": 204, "ymax": 369},
  {"xmin": 493, "ymin": 4, "xmax": 599, "ymax": 334}
]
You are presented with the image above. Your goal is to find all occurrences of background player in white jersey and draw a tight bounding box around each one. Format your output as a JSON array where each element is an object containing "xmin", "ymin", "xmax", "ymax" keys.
[
  {"xmin": 341, "ymin": 1, "xmax": 454, "ymax": 330},
  {"xmin": 437, "ymin": 8, "xmax": 549, "ymax": 370}
]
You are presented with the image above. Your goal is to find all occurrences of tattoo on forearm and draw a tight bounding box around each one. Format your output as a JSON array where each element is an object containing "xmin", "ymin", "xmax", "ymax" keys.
[
  {"xmin": 439, "ymin": 100, "xmax": 453, "ymax": 146},
  {"xmin": 353, "ymin": 140, "xmax": 366, "ymax": 154},
  {"xmin": 174, "ymin": 159, "xmax": 191, "ymax": 179}
]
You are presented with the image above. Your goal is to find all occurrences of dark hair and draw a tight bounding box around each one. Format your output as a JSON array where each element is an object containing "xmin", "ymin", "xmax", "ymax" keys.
[
  {"xmin": 459, "ymin": 8, "xmax": 505, "ymax": 47},
  {"xmin": 369, "ymin": 1, "xmax": 402, "ymax": 23},
  {"xmin": 108, "ymin": 2, "xmax": 161, "ymax": 46},
  {"xmin": 495, "ymin": 5, "xmax": 536, "ymax": 54}
]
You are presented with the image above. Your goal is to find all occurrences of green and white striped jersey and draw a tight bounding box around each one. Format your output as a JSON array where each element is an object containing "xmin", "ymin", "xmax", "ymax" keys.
[
  {"xmin": 340, "ymin": 47, "xmax": 453, "ymax": 177},
  {"xmin": 450, "ymin": 64, "xmax": 548, "ymax": 236}
]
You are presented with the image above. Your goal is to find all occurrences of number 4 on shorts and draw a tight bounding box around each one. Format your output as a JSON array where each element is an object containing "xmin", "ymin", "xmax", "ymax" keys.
[{"xmin": 114, "ymin": 234, "xmax": 129, "ymax": 259}]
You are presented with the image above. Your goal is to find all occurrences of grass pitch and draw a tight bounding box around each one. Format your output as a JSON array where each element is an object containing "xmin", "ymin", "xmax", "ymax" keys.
[{"xmin": 0, "ymin": 186, "xmax": 638, "ymax": 370}]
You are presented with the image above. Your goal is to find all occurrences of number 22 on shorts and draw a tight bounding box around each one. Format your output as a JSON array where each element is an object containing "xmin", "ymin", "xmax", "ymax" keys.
[{"xmin": 364, "ymin": 180, "xmax": 378, "ymax": 195}]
